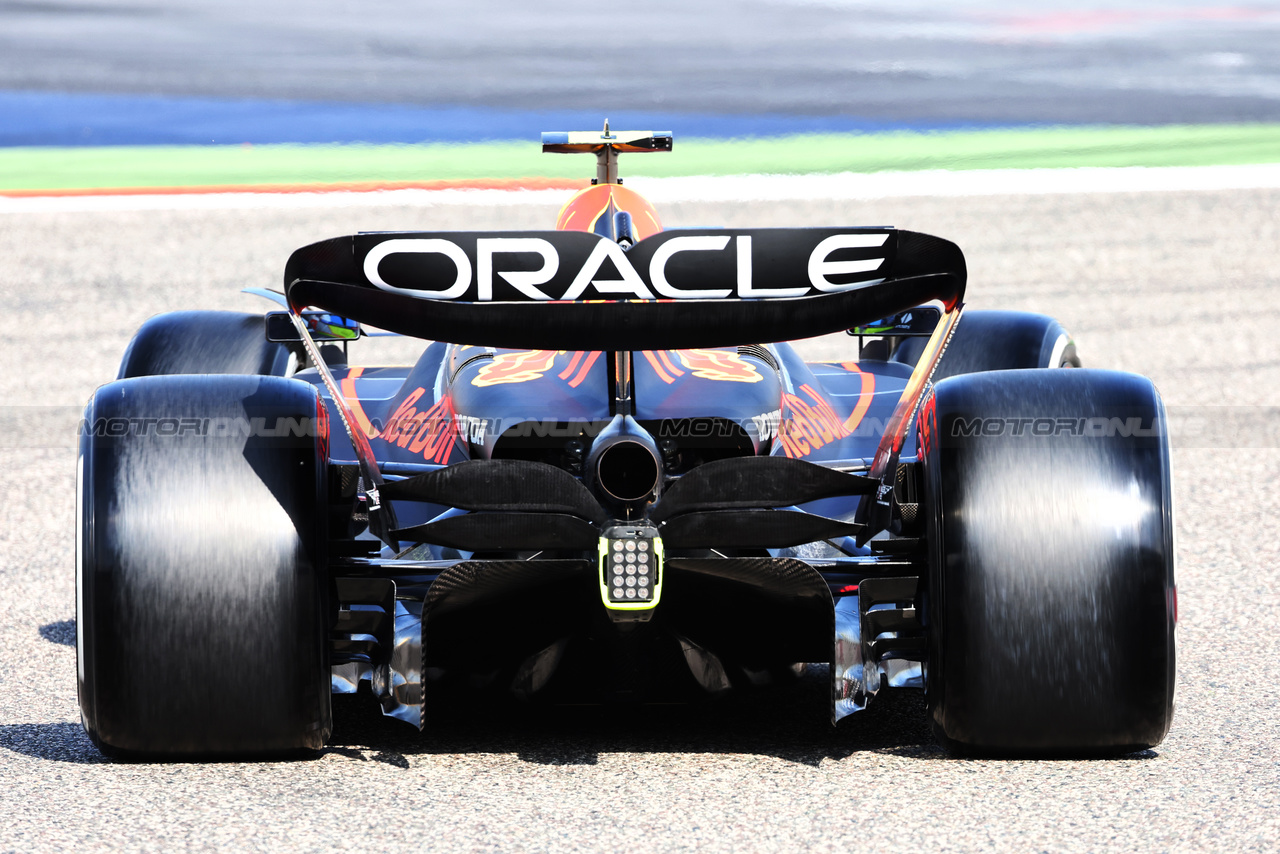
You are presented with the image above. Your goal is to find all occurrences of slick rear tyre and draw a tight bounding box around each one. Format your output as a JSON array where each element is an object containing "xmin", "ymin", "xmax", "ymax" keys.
[
  {"xmin": 921, "ymin": 369, "xmax": 1175, "ymax": 756},
  {"xmin": 118, "ymin": 310, "xmax": 293, "ymax": 379},
  {"xmin": 77, "ymin": 375, "xmax": 331, "ymax": 759},
  {"xmin": 895, "ymin": 310, "xmax": 1079, "ymax": 376}
]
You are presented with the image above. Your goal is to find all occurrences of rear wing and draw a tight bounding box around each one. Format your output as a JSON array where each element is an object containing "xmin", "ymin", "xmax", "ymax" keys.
[{"xmin": 284, "ymin": 228, "xmax": 965, "ymax": 350}]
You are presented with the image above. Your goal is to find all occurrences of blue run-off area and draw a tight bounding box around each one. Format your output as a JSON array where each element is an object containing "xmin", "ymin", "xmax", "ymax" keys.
[{"xmin": 0, "ymin": 91, "xmax": 1027, "ymax": 147}]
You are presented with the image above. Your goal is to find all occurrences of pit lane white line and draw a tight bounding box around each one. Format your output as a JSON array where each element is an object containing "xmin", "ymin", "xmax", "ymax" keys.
[{"xmin": 4, "ymin": 162, "xmax": 1280, "ymax": 212}]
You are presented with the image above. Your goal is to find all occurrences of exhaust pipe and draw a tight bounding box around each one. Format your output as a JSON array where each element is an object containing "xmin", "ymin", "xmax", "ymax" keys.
[{"xmin": 586, "ymin": 414, "xmax": 662, "ymax": 515}]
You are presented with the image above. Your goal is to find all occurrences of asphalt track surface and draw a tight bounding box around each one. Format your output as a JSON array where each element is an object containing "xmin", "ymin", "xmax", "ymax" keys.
[
  {"xmin": 3, "ymin": 0, "xmax": 1280, "ymax": 141},
  {"xmin": 1, "ymin": 187, "xmax": 1278, "ymax": 852}
]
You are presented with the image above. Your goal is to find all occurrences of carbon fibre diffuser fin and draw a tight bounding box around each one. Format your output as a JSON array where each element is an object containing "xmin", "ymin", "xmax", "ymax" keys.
[
  {"xmin": 658, "ymin": 509, "xmax": 863, "ymax": 549},
  {"xmin": 381, "ymin": 459, "xmax": 608, "ymax": 523},
  {"xmin": 648, "ymin": 456, "xmax": 877, "ymax": 523},
  {"xmin": 395, "ymin": 513, "xmax": 599, "ymax": 551}
]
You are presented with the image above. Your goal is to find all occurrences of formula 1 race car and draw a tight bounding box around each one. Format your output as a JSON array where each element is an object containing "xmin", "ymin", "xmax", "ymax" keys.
[{"xmin": 77, "ymin": 127, "xmax": 1176, "ymax": 760}]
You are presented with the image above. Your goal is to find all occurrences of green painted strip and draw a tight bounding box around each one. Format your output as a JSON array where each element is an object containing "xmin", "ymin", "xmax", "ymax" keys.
[
  {"xmin": 2, "ymin": 124, "xmax": 1278, "ymax": 191},
  {"xmin": 671, "ymin": 123, "xmax": 1280, "ymax": 174}
]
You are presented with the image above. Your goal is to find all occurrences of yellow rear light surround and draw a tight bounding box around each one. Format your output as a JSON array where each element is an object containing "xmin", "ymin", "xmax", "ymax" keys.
[{"xmin": 598, "ymin": 525, "xmax": 663, "ymax": 613}]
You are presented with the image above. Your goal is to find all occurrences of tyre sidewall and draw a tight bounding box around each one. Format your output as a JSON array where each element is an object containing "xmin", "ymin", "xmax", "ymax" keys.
[
  {"xmin": 78, "ymin": 374, "xmax": 330, "ymax": 757},
  {"xmin": 922, "ymin": 369, "xmax": 1175, "ymax": 755}
]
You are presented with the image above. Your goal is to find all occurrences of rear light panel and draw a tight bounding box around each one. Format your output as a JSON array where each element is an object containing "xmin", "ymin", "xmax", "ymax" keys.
[{"xmin": 598, "ymin": 524, "xmax": 663, "ymax": 613}]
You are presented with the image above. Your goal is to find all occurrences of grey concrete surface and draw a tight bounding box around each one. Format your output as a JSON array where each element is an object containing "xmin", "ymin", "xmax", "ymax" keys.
[
  {"xmin": 2, "ymin": 0, "xmax": 1279, "ymax": 124},
  {"xmin": 1, "ymin": 189, "xmax": 1278, "ymax": 851}
]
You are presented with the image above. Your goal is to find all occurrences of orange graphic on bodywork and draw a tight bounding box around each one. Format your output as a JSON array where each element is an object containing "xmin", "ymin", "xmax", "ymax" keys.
[
  {"xmin": 555, "ymin": 184, "xmax": 663, "ymax": 239},
  {"xmin": 675, "ymin": 349, "xmax": 762, "ymax": 383},
  {"xmin": 473, "ymin": 350, "xmax": 561, "ymax": 387},
  {"xmin": 840, "ymin": 364, "xmax": 877, "ymax": 434},
  {"xmin": 641, "ymin": 350, "xmax": 687, "ymax": 385},
  {"xmin": 339, "ymin": 366, "xmax": 380, "ymax": 439},
  {"xmin": 565, "ymin": 351, "xmax": 601, "ymax": 388}
]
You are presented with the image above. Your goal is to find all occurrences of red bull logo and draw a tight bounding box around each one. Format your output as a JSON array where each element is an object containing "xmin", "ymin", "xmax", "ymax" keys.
[
  {"xmin": 472, "ymin": 350, "xmax": 561, "ymax": 387},
  {"xmin": 675, "ymin": 349, "xmax": 762, "ymax": 383},
  {"xmin": 380, "ymin": 387, "xmax": 458, "ymax": 464},
  {"xmin": 778, "ymin": 384, "xmax": 851, "ymax": 458}
]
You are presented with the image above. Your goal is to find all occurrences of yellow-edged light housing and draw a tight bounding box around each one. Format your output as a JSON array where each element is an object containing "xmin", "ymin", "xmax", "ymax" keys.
[{"xmin": 598, "ymin": 526, "xmax": 663, "ymax": 612}]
